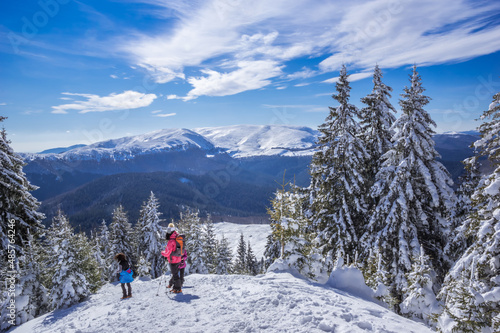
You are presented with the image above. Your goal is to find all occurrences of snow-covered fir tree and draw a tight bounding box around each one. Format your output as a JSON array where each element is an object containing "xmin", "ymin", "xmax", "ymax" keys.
[
  {"xmin": 6, "ymin": 231, "xmax": 49, "ymax": 329},
  {"xmin": 109, "ymin": 205, "xmax": 135, "ymax": 275},
  {"xmin": 0, "ymin": 117, "xmax": 44, "ymax": 254},
  {"xmin": 445, "ymin": 157, "xmax": 482, "ymax": 263},
  {"xmin": 263, "ymin": 233, "xmax": 281, "ymax": 270},
  {"xmin": 203, "ymin": 216, "xmax": 218, "ymax": 274},
  {"xmin": 46, "ymin": 211, "xmax": 90, "ymax": 310},
  {"xmin": 97, "ymin": 220, "xmax": 115, "ymax": 282},
  {"xmin": 438, "ymin": 91, "xmax": 500, "ymax": 333},
  {"xmin": 0, "ymin": 117, "xmax": 45, "ymax": 331},
  {"xmin": 267, "ymin": 181, "xmax": 313, "ymax": 277},
  {"xmin": 363, "ymin": 248, "xmax": 395, "ymax": 307},
  {"xmin": 215, "ymin": 234, "xmax": 233, "ymax": 275},
  {"xmin": 400, "ymin": 247, "xmax": 439, "ymax": 326},
  {"xmin": 136, "ymin": 192, "xmax": 165, "ymax": 278},
  {"xmin": 234, "ymin": 234, "xmax": 247, "ymax": 274},
  {"xmin": 178, "ymin": 209, "xmax": 208, "ymax": 274},
  {"xmin": 308, "ymin": 65, "xmax": 369, "ymax": 274},
  {"xmin": 359, "ymin": 65, "xmax": 397, "ymax": 195},
  {"xmin": 361, "ymin": 65, "xmax": 456, "ymax": 310},
  {"xmin": 246, "ymin": 241, "xmax": 258, "ymax": 276},
  {"xmin": 73, "ymin": 232, "xmax": 103, "ymax": 294},
  {"xmin": 136, "ymin": 253, "xmax": 151, "ymax": 278}
]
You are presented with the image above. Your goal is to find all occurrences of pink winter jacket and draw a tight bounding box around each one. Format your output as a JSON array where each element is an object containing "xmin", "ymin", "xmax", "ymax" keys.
[{"xmin": 161, "ymin": 231, "xmax": 181, "ymax": 264}]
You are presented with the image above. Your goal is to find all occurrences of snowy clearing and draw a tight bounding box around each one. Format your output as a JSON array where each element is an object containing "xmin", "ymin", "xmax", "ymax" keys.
[
  {"xmin": 213, "ymin": 222, "xmax": 271, "ymax": 259},
  {"xmin": 11, "ymin": 272, "xmax": 432, "ymax": 333}
]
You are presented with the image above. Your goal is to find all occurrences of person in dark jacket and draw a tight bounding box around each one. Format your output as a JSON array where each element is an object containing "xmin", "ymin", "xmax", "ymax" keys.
[{"xmin": 114, "ymin": 253, "xmax": 134, "ymax": 299}]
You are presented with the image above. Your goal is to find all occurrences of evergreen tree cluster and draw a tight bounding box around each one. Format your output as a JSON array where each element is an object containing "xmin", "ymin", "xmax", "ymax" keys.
[{"xmin": 264, "ymin": 65, "xmax": 500, "ymax": 331}]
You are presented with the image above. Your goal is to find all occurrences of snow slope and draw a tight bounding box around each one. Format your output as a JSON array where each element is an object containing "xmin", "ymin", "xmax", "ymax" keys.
[
  {"xmin": 11, "ymin": 272, "xmax": 433, "ymax": 333},
  {"xmin": 213, "ymin": 222, "xmax": 271, "ymax": 260},
  {"xmin": 194, "ymin": 125, "xmax": 318, "ymax": 158}
]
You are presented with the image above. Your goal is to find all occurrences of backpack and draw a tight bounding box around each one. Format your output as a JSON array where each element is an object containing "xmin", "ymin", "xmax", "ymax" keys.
[{"xmin": 170, "ymin": 234, "xmax": 185, "ymax": 262}]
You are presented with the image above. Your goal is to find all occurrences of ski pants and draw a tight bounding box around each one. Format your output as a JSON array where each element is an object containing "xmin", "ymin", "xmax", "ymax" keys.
[
  {"xmin": 121, "ymin": 283, "xmax": 131, "ymax": 297},
  {"xmin": 169, "ymin": 263, "xmax": 182, "ymax": 291}
]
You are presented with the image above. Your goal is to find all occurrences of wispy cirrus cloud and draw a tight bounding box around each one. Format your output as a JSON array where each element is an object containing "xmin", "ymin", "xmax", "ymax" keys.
[
  {"xmin": 120, "ymin": 0, "xmax": 500, "ymax": 100},
  {"xmin": 52, "ymin": 90, "xmax": 157, "ymax": 114}
]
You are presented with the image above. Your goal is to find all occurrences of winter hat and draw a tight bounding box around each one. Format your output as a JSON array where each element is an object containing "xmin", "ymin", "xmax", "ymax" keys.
[{"xmin": 166, "ymin": 223, "xmax": 176, "ymax": 233}]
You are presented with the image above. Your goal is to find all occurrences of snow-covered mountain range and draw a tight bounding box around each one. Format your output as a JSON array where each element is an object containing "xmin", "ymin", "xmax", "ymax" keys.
[{"xmin": 26, "ymin": 125, "xmax": 319, "ymax": 161}]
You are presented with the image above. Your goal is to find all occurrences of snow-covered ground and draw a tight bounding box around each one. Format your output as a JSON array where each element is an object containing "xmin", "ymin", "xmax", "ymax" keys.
[
  {"xmin": 11, "ymin": 272, "xmax": 433, "ymax": 333},
  {"xmin": 213, "ymin": 222, "xmax": 271, "ymax": 260}
]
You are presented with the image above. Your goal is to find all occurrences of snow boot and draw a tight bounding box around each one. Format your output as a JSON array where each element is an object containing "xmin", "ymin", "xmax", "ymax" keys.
[{"xmin": 172, "ymin": 289, "xmax": 182, "ymax": 294}]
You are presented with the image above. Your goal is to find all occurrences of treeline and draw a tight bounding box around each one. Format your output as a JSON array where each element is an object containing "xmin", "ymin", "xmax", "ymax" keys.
[{"xmin": 263, "ymin": 65, "xmax": 500, "ymax": 332}]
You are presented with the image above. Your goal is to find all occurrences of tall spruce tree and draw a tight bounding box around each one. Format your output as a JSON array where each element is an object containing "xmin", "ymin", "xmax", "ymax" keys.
[
  {"xmin": 203, "ymin": 216, "xmax": 218, "ymax": 274},
  {"xmin": 309, "ymin": 65, "xmax": 368, "ymax": 273},
  {"xmin": 359, "ymin": 65, "xmax": 397, "ymax": 193},
  {"xmin": 438, "ymin": 91, "xmax": 500, "ymax": 332},
  {"xmin": 0, "ymin": 117, "xmax": 44, "ymax": 331},
  {"xmin": 234, "ymin": 234, "xmax": 247, "ymax": 274},
  {"xmin": 98, "ymin": 220, "xmax": 115, "ymax": 281},
  {"xmin": 46, "ymin": 211, "xmax": 90, "ymax": 309},
  {"xmin": 246, "ymin": 241, "xmax": 258, "ymax": 276},
  {"xmin": 136, "ymin": 192, "xmax": 165, "ymax": 278},
  {"xmin": 361, "ymin": 65, "xmax": 456, "ymax": 310},
  {"xmin": 215, "ymin": 234, "xmax": 233, "ymax": 275},
  {"xmin": 267, "ymin": 182, "xmax": 313, "ymax": 277},
  {"xmin": 178, "ymin": 209, "xmax": 207, "ymax": 274},
  {"xmin": 0, "ymin": 117, "xmax": 44, "ymax": 253},
  {"xmin": 109, "ymin": 205, "xmax": 134, "ymax": 274}
]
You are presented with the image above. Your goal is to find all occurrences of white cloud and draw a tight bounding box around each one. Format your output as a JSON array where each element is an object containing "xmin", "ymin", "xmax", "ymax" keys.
[
  {"xmin": 110, "ymin": 74, "xmax": 118, "ymax": 79},
  {"xmin": 323, "ymin": 72, "xmax": 373, "ymax": 84},
  {"xmin": 154, "ymin": 112, "xmax": 176, "ymax": 117},
  {"xmin": 0, "ymin": 103, "xmax": 6, "ymax": 106},
  {"xmin": 182, "ymin": 60, "xmax": 282, "ymax": 101},
  {"xmin": 51, "ymin": 90, "xmax": 157, "ymax": 114},
  {"xmin": 166, "ymin": 94, "xmax": 180, "ymax": 100},
  {"xmin": 120, "ymin": 0, "xmax": 500, "ymax": 98}
]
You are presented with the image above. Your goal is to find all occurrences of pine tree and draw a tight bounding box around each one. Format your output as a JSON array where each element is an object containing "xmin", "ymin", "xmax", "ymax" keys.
[
  {"xmin": 11, "ymin": 231, "xmax": 49, "ymax": 327},
  {"xmin": 215, "ymin": 234, "xmax": 233, "ymax": 275},
  {"xmin": 445, "ymin": 157, "xmax": 482, "ymax": 263},
  {"xmin": 74, "ymin": 232, "xmax": 103, "ymax": 293},
  {"xmin": 400, "ymin": 247, "xmax": 439, "ymax": 326},
  {"xmin": 438, "ymin": 91, "xmax": 500, "ymax": 332},
  {"xmin": 0, "ymin": 117, "xmax": 44, "ymax": 253},
  {"xmin": 203, "ymin": 216, "xmax": 218, "ymax": 274},
  {"xmin": 136, "ymin": 253, "xmax": 152, "ymax": 278},
  {"xmin": 109, "ymin": 205, "xmax": 134, "ymax": 274},
  {"xmin": 267, "ymin": 180, "xmax": 313, "ymax": 277},
  {"xmin": 98, "ymin": 220, "xmax": 114, "ymax": 282},
  {"xmin": 234, "ymin": 234, "xmax": 247, "ymax": 274},
  {"xmin": 136, "ymin": 192, "xmax": 165, "ymax": 278},
  {"xmin": 359, "ymin": 65, "xmax": 397, "ymax": 196},
  {"xmin": 246, "ymin": 241, "xmax": 258, "ymax": 276},
  {"xmin": 308, "ymin": 65, "xmax": 368, "ymax": 273},
  {"xmin": 263, "ymin": 233, "xmax": 281, "ymax": 271},
  {"xmin": 46, "ymin": 211, "xmax": 90, "ymax": 309},
  {"xmin": 0, "ymin": 117, "xmax": 44, "ymax": 331},
  {"xmin": 178, "ymin": 209, "xmax": 207, "ymax": 274},
  {"xmin": 361, "ymin": 66, "xmax": 456, "ymax": 310}
]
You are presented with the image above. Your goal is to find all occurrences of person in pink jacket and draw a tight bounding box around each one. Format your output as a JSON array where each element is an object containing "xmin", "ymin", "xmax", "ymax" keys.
[{"xmin": 161, "ymin": 223, "xmax": 183, "ymax": 293}]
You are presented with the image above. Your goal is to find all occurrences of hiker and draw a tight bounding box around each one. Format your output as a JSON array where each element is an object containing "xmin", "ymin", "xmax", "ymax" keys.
[
  {"xmin": 179, "ymin": 249, "xmax": 188, "ymax": 288},
  {"xmin": 114, "ymin": 253, "xmax": 134, "ymax": 299},
  {"xmin": 161, "ymin": 223, "xmax": 184, "ymax": 293}
]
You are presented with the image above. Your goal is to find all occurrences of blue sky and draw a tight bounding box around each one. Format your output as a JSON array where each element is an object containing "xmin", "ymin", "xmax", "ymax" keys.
[{"xmin": 1, "ymin": 0, "xmax": 500, "ymax": 152}]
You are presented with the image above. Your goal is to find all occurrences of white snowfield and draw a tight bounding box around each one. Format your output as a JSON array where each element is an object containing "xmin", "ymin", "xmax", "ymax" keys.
[
  {"xmin": 213, "ymin": 222, "xmax": 271, "ymax": 259},
  {"xmin": 11, "ymin": 272, "xmax": 433, "ymax": 333}
]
